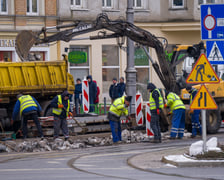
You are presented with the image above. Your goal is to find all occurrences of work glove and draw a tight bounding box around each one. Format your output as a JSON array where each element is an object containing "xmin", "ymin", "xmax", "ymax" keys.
[
  {"xmin": 167, "ymin": 112, "xmax": 172, "ymax": 117},
  {"xmin": 189, "ymin": 109, "xmax": 194, "ymax": 114},
  {"xmin": 10, "ymin": 119, "xmax": 14, "ymax": 125},
  {"xmin": 69, "ymin": 112, "xmax": 73, "ymax": 117},
  {"xmin": 164, "ymin": 104, "xmax": 168, "ymax": 108},
  {"xmin": 156, "ymin": 109, "xmax": 160, "ymax": 115},
  {"xmin": 58, "ymin": 104, "xmax": 64, "ymax": 108}
]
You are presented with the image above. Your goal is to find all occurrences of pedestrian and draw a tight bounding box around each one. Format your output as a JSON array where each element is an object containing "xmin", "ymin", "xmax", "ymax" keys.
[
  {"xmin": 74, "ymin": 78, "xmax": 82, "ymax": 115},
  {"xmin": 118, "ymin": 77, "xmax": 126, "ymax": 97},
  {"xmin": 186, "ymin": 85, "xmax": 202, "ymax": 138},
  {"xmin": 12, "ymin": 94, "xmax": 44, "ymax": 139},
  {"xmin": 93, "ymin": 80, "xmax": 100, "ymax": 113},
  {"xmin": 165, "ymin": 91, "xmax": 186, "ymax": 139},
  {"xmin": 147, "ymin": 83, "xmax": 164, "ymax": 143},
  {"xmin": 107, "ymin": 96, "xmax": 132, "ymax": 143},
  {"xmin": 87, "ymin": 75, "xmax": 97, "ymax": 112},
  {"xmin": 109, "ymin": 77, "xmax": 120, "ymax": 103},
  {"xmin": 51, "ymin": 90, "xmax": 73, "ymax": 141}
]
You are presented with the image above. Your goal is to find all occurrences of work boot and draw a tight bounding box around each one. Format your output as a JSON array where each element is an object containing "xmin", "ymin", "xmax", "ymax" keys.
[{"xmin": 64, "ymin": 137, "xmax": 69, "ymax": 141}]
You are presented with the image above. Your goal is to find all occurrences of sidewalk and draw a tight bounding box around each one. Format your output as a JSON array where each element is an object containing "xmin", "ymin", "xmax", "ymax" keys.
[{"xmin": 128, "ymin": 145, "xmax": 224, "ymax": 170}]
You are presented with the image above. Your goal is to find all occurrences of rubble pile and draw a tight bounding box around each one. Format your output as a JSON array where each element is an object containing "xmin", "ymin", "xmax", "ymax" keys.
[{"xmin": 0, "ymin": 129, "xmax": 151, "ymax": 153}]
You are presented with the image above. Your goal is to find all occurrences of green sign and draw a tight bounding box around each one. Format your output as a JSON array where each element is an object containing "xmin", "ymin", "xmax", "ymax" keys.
[{"xmin": 68, "ymin": 51, "xmax": 87, "ymax": 64}]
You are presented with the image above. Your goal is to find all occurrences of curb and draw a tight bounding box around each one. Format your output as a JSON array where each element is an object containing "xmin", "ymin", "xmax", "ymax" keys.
[{"xmin": 161, "ymin": 154, "xmax": 224, "ymax": 167}]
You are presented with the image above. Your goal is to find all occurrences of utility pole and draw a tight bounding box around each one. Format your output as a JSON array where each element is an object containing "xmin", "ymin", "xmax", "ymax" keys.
[{"xmin": 126, "ymin": 0, "xmax": 136, "ymax": 113}]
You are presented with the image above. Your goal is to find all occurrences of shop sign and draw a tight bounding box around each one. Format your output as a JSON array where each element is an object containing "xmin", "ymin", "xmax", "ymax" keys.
[
  {"xmin": 0, "ymin": 39, "xmax": 15, "ymax": 47},
  {"xmin": 68, "ymin": 51, "xmax": 87, "ymax": 64}
]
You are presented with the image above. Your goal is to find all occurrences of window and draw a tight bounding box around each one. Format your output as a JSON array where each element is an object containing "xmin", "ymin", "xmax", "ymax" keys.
[
  {"xmin": 69, "ymin": 46, "xmax": 89, "ymax": 84},
  {"xmin": 134, "ymin": 47, "xmax": 150, "ymax": 101},
  {"xmin": 71, "ymin": 0, "xmax": 82, "ymax": 7},
  {"xmin": 133, "ymin": 0, "xmax": 143, "ymax": 9},
  {"xmin": 172, "ymin": 0, "xmax": 184, "ymax": 9},
  {"xmin": 0, "ymin": 51, "xmax": 12, "ymax": 62},
  {"xmin": 0, "ymin": 0, "xmax": 7, "ymax": 14},
  {"xmin": 102, "ymin": 45, "xmax": 119, "ymax": 103},
  {"xmin": 102, "ymin": 0, "xmax": 112, "ymax": 8},
  {"xmin": 27, "ymin": 0, "xmax": 38, "ymax": 15},
  {"xmin": 198, "ymin": 0, "xmax": 216, "ymax": 5}
]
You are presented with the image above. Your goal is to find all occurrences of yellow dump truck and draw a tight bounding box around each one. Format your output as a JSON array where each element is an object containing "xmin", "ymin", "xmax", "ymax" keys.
[{"xmin": 0, "ymin": 60, "xmax": 75, "ymax": 129}]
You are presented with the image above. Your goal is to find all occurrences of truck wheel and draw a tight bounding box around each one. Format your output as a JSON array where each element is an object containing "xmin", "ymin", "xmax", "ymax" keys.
[{"xmin": 206, "ymin": 109, "xmax": 221, "ymax": 134}]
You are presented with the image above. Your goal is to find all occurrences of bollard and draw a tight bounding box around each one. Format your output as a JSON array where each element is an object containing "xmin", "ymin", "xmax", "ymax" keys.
[{"xmin": 104, "ymin": 97, "xmax": 107, "ymax": 115}]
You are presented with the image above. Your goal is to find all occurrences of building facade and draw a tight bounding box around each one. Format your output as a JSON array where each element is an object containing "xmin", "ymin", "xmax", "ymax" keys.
[
  {"xmin": 0, "ymin": 0, "xmax": 223, "ymax": 103},
  {"xmin": 0, "ymin": 0, "xmax": 58, "ymax": 62}
]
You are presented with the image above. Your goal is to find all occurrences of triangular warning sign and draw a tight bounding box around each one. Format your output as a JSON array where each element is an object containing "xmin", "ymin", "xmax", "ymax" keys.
[
  {"xmin": 190, "ymin": 85, "xmax": 217, "ymax": 110},
  {"xmin": 208, "ymin": 42, "xmax": 223, "ymax": 61},
  {"xmin": 186, "ymin": 53, "xmax": 220, "ymax": 84}
]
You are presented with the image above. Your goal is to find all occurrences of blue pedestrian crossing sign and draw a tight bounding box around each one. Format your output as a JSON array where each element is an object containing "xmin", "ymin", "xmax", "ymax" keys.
[
  {"xmin": 201, "ymin": 4, "xmax": 224, "ymax": 40},
  {"xmin": 206, "ymin": 41, "xmax": 224, "ymax": 64}
]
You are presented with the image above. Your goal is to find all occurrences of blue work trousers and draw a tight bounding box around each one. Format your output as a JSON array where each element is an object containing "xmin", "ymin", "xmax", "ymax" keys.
[
  {"xmin": 170, "ymin": 109, "xmax": 185, "ymax": 138},
  {"xmin": 109, "ymin": 120, "xmax": 122, "ymax": 143},
  {"xmin": 191, "ymin": 110, "xmax": 202, "ymax": 136}
]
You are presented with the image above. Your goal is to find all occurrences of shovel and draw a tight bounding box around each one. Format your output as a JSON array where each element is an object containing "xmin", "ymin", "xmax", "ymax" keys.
[{"xmin": 63, "ymin": 107, "xmax": 88, "ymax": 134}]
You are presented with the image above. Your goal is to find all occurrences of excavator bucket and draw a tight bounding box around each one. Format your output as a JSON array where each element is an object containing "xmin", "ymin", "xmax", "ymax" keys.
[{"xmin": 15, "ymin": 30, "xmax": 38, "ymax": 61}]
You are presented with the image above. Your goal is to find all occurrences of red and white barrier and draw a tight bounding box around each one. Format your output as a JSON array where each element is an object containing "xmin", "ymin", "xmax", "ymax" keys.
[
  {"xmin": 135, "ymin": 92, "xmax": 143, "ymax": 126},
  {"xmin": 82, "ymin": 78, "xmax": 89, "ymax": 113},
  {"xmin": 145, "ymin": 102, "xmax": 154, "ymax": 137}
]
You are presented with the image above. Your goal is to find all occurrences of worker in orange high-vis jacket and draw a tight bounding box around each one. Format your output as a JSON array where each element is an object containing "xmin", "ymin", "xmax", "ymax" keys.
[{"xmin": 51, "ymin": 90, "xmax": 73, "ymax": 141}]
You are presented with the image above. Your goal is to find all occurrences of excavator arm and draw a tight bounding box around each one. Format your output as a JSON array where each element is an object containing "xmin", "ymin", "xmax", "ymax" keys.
[{"xmin": 15, "ymin": 13, "xmax": 179, "ymax": 93}]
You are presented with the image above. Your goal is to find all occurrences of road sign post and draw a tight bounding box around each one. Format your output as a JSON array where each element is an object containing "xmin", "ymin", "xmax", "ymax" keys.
[{"xmin": 186, "ymin": 53, "xmax": 219, "ymax": 153}]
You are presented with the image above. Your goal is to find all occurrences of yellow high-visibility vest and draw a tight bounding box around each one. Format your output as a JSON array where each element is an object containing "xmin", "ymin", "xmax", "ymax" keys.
[
  {"xmin": 167, "ymin": 92, "xmax": 185, "ymax": 112},
  {"xmin": 109, "ymin": 96, "xmax": 128, "ymax": 117},
  {"xmin": 19, "ymin": 95, "xmax": 37, "ymax": 116},
  {"xmin": 52, "ymin": 95, "xmax": 70, "ymax": 116},
  {"xmin": 149, "ymin": 88, "xmax": 164, "ymax": 110}
]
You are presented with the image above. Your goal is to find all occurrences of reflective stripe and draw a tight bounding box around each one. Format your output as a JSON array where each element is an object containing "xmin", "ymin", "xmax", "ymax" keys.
[
  {"xmin": 109, "ymin": 96, "xmax": 128, "ymax": 116},
  {"xmin": 19, "ymin": 95, "xmax": 37, "ymax": 116},
  {"xmin": 52, "ymin": 95, "xmax": 70, "ymax": 116},
  {"xmin": 149, "ymin": 89, "xmax": 164, "ymax": 110},
  {"xmin": 167, "ymin": 92, "xmax": 185, "ymax": 111}
]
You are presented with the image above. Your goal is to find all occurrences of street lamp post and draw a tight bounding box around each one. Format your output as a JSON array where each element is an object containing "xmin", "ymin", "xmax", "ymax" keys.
[{"xmin": 126, "ymin": 0, "xmax": 136, "ymax": 114}]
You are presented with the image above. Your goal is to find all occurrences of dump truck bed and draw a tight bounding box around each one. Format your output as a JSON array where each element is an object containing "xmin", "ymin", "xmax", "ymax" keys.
[{"xmin": 0, "ymin": 60, "xmax": 74, "ymax": 97}]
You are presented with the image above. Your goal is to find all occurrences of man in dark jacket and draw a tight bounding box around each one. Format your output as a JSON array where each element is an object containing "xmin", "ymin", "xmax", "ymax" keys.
[
  {"xmin": 147, "ymin": 83, "xmax": 164, "ymax": 143},
  {"xmin": 74, "ymin": 78, "xmax": 82, "ymax": 115},
  {"xmin": 186, "ymin": 85, "xmax": 202, "ymax": 138},
  {"xmin": 87, "ymin": 75, "xmax": 97, "ymax": 112},
  {"xmin": 51, "ymin": 90, "xmax": 73, "ymax": 140},
  {"xmin": 12, "ymin": 94, "xmax": 44, "ymax": 139},
  {"xmin": 118, "ymin": 77, "xmax": 126, "ymax": 97},
  {"xmin": 109, "ymin": 77, "xmax": 120, "ymax": 103}
]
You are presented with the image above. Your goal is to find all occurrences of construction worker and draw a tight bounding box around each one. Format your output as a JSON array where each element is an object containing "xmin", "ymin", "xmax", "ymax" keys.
[
  {"xmin": 107, "ymin": 96, "xmax": 132, "ymax": 143},
  {"xmin": 165, "ymin": 91, "xmax": 186, "ymax": 139},
  {"xmin": 147, "ymin": 83, "xmax": 164, "ymax": 143},
  {"xmin": 12, "ymin": 94, "xmax": 44, "ymax": 139},
  {"xmin": 51, "ymin": 90, "xmax": 73, "ymax": 141},
  {"xmin": 186, "ymin": 85, "xmax": 202, "ymax": 138}
]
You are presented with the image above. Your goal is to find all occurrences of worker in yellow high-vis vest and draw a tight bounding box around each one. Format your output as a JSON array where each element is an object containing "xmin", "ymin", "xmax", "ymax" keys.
[
  {"xmin": 165, "ymin": 91, "xmax": 186, "ymax": 139},
  {"xmin": 107, "ymin": 96, "xmax": 132, "ymax": 143},
  {"xmin": 12, "ymin": 94, "xmax": 44, "ymax": 139},
  {"xmin": 147, "ymin": 83, "xmax": 164, "ymax": 143},
  {"xmin": 51, "ymin": 90, "xmax": 73, "ymax": 141}
]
